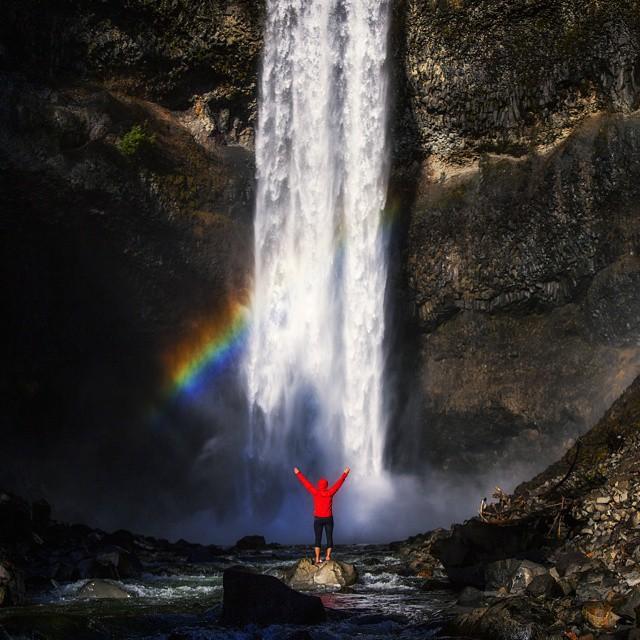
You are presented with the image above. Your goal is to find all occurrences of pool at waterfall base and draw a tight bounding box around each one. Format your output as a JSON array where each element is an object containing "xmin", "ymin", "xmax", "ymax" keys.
[{"xmin": 0, "ymin": 544, "xmax": 461, "ymax": 639}]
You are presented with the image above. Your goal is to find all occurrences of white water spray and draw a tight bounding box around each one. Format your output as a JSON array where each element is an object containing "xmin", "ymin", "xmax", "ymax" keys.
[{"xmin": 246, "ymin": 0, "xmax": 391, "ymax": 485}]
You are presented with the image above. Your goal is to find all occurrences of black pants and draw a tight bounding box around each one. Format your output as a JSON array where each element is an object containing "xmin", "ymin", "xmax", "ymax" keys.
[{"xmin": 313, "ymin": 516, "xmax": 334, "ymax": 547}]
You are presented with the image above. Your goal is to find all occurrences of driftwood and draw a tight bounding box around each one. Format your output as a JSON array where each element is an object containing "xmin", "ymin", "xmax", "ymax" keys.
[{"xmin": 478, "ymin": 486, "xmax": 570, "ymax": 537}]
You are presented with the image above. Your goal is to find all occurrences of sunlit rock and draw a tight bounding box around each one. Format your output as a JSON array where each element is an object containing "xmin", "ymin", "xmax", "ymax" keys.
[
  {"xmin": 234, "ymin": 535, "xmax": 267, "ymax": 550},
  {"xmin": 77, "ymin": 579, "xmax": 131, "ymax": 599},
  {"xmin": 284, "ymin": 558, "xmax": 358, "ymax": 590}
]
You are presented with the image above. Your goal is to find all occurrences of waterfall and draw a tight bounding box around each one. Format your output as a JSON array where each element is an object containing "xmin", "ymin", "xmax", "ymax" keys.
[{"xmin": 246, "ymin": 0, "xmax": 390, "ymax": 486}]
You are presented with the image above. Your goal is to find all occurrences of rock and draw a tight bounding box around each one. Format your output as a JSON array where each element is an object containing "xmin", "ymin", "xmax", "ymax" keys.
[
  {"xmin": 582, "ymin": 602, "xmax": 620, "ymax": 630},
  {"xmin": 284, "ymin": 558, "xmax": 358, "ymax": 590},
  {"xmin": 77, "ymin": 579, "xmax": 131, "ymax": 599},
  {"xmin": 448, "ymin": 595, "xmax": 555, "ymax": 639},
  {"xmin": 458, "ymin": 586, "xmax": 484, "ymax": 605},
  {"xmin": 483, "ymin": 558, "xmax": 522, "ymax": 591},
  {"xmin": 186, "ymin": 545, "xmax": 225, "ymax": 563},
  {"xmin": 431, "ymin": 519, "xmax": 548, "ymax": 588},
  {"xmin": 574, "ymin": 569, "xmax": 618, "ymax": 603},
  {"xmin": 0, "ymin": 560, "xmax": 26, "ymax": 606},
  {"xmin": 91, "ymin": 546, "xmax": 142, "ymax": 579},
  {"xmin": 0, "ymin": 492, "xmax": 32, "ymax": 544},
  {"xmin": 31, "ymin": 499, "xmax": 51, "ymax": 533},
  {"xmin": 234, "ymin": 535, "xmax": 267, "ymax": 550},
  {"xmin": 221, "ymin": 566, "xmax": 325, "ymax": 626},
  {"xmin": 608, "ymin": 585, "xmax": 640, "ymax": 622},
  {"xmin": 554, "ymin": 551, "xmax": 591, "ymax": 577},
  {"xmin": 103, "ymin": 529, "xmax": 136, "ymax": 553},
  {"xmin": 526, "ymin": 573, "xmax": 562, "ymax": 599},
  {"xmin": 510, "ymin": 561, "xmax": 548, "ymax": 594}
]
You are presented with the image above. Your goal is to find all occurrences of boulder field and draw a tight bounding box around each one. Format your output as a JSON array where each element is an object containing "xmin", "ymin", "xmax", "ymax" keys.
[{"xmin": 396, "ymin": 373, "xmax": 640, "ymax": 639}]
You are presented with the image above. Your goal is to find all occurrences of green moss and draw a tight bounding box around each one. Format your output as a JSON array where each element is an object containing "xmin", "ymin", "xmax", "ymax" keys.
[{"xmin": 116, "ymin": 124, "xmax": 156, "ymax": 157}]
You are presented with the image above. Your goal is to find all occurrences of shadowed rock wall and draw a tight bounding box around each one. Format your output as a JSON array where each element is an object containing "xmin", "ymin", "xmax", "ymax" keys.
[{"xmin": 387, "ymin": 0, "xmax": 640, "ymax": 475}]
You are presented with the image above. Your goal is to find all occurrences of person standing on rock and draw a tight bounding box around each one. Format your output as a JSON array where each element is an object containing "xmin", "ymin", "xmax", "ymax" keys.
[{"xmin": 294, "ymin": 466, "xmax": 350, "ymax": 565}]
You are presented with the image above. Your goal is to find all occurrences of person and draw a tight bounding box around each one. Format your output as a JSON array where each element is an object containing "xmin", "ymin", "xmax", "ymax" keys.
[{"xmin": 294, "ymin": 466, "xmax": 350, "ymax": 565}]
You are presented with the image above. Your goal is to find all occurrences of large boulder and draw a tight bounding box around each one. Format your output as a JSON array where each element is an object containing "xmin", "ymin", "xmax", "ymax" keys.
[
  {"xmin": 431, "ymin": 519, "xmax": 549, "ymax": 588},
  {"xmin": 284, "ymin": 558, "xmax": 358, "ymax": 590},
  {"xmin": 77, "ymin": 579, "xmax": 131, "ymax": 599},
  {"xmin": 234, "ymin": 535, "xmax": 267, "ymax": 551},
  {"xmin": 482, "ymin": 558, "xmax": 548, "ymax": 594},
  {"xmin": 221, "ymin": 566, "xmax": 326, "ymax": 626},
  {"xmin": 90, "ymin": 546, "xmax": 143, "ymax": 579}
]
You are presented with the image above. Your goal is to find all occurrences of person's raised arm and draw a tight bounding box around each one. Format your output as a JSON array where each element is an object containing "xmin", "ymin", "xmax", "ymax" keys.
[
  {"xmin": 329, "ymin": 467, "xmax": 350, "ymax": 495},
  {"xmin": 294, "ymin": 467, "xmax": 316, "ymax": 495}
]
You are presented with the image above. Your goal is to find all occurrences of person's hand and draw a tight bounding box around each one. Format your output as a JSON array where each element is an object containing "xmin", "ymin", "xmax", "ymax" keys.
[
  {"xmin": 344, "ymin": 467, "xmax": 350, "ymax": 474},
  {"xmin": 294, "ymin": 467, "xmax": 300, "ymax": 474}
]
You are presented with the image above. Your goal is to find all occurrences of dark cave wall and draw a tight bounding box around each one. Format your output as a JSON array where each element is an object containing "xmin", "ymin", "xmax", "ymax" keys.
[{"xmin": 1, "ymin": 1, "xmax": 259, "ymax": 531}]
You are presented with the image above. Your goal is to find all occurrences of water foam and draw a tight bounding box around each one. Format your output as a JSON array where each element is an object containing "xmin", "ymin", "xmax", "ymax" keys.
[{"xmin": 246, "ymin": 0, "xmax": 391, "ymax": 492}]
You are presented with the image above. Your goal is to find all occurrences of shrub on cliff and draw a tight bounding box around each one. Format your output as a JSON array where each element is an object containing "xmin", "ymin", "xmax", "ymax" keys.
[{"xmin": 116, "ymin": 124, "xmax": 156, "ymax": 157}]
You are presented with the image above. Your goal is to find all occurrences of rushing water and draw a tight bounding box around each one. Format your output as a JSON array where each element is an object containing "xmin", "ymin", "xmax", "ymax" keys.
[
  {"xmin": 246, "ymin": 0, "xmax": 391, "ymax": 480},
  {"xmin": 5, "ymin": 546, "xmax": 456, "ymax": 639}
]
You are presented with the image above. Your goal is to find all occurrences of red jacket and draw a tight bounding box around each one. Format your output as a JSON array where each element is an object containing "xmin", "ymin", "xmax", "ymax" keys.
[{"xmin": 295, "ymin": 470, "xmax": 349, "ymax": 517}]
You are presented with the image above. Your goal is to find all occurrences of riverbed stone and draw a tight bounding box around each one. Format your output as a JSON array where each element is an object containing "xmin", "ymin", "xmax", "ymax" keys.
[
  {"xmin": 221, "ymin": 566, "xmax": 326, "ymax": 625},
  {"xmin": 582, "ymin": 602, "xmax": 620, "ymax": 630},
  {"xmin": 284, "ymin": 558, "xmax": 358, "ymax": 590},
  {"xmin": 77, "ymin": 579, "xmax": 131, "ymax": 599}
]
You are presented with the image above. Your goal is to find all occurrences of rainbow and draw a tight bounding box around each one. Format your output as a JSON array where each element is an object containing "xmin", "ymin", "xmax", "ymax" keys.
[
  {"xmin": 156, "ymin": 197, "xmax": 403, "ymax": 406},
  {"xmin": 161, "ymin": 299, "xmax": 249, "ymax": 400}
]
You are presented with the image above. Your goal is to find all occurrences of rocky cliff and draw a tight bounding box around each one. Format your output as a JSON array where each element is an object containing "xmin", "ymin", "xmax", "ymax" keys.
[
  {"xmin": 1, "ymin": 1, "xmax": 260, "ymax": 529},
  {"xmin": 387, "ymin": 0, "xmax": 640, "ymax": 476}
]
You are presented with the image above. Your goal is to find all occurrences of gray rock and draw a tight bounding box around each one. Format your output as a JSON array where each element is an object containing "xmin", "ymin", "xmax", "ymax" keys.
[
  {"xmin": 77, "ymin": 579, "xmax": 131, "ymax": 599},
  {"xmin": 526, "ymin": 573, "xmax": 562, "ymax": 599},
  {"xmin": 284, "ymin": 558, "xmax": 358, "ymax": 590},
  {"xmin": 91, "ymin": 547, "xmax": 142, "ymax": 579},
  {"xmin": 574, "ymin": 569, "xmax": 619, "ymax": 603},
  {"xmin": 509, "ymin": 561, "xmax": 548, "ymax": 594}
]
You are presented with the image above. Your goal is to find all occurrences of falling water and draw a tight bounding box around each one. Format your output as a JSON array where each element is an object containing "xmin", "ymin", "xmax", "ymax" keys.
[{"xmin": 246, "ymin": 0, "xmax": 390, "ymax": 488}]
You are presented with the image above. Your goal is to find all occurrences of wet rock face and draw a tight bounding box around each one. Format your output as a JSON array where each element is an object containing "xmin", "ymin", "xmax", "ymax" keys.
[
  {"xmin": 2, "ymin": 1, "xmax": 263, "ymax": 135},
  {"xmin": 389, "ymin": 1, "xmax": 640, "ymax": 474},
  {"xmin": 399, "ymin": 0, "xmax": 640, "ymax": 161}
]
